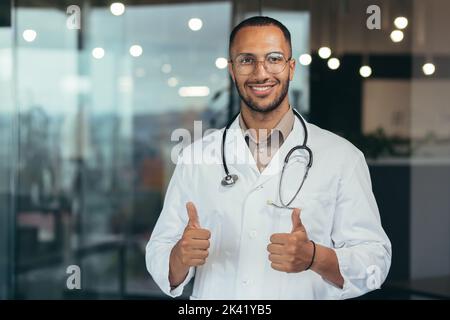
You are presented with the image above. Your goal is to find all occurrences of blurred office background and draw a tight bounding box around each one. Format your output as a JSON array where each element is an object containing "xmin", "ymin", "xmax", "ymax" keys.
[{"xmin": 0, "ymin": 0, "xmax": 449, "ymax": 299}]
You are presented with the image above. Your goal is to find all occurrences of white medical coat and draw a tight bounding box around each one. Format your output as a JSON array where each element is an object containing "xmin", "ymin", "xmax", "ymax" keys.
[{"xmin": 146, "ymin": 114, "xmax": 392, "ymax": 300}]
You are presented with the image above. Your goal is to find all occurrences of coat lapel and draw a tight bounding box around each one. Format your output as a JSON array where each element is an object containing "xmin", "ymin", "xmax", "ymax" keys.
[{"xmin": 224, "ymin": 116, "xmax": 260, "ymax": 179}]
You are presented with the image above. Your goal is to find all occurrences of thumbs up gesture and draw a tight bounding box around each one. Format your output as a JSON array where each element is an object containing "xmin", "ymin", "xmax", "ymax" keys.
[
  {"xmin": 267, "ymin": 208, "xmax": 315, "ymax": 273},
  {"xmin": 173, "ymin": 202, "xmax": 211, "ymax": 267}
]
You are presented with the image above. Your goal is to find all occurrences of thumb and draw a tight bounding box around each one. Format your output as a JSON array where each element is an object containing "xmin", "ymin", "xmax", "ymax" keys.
[
  {"xmin": 186, "ymin": 202, "xmax": 200, "ymax": 228},
  {"xmin": 291, "ymin": 208, "xmax": 303, "ymax": 233}
]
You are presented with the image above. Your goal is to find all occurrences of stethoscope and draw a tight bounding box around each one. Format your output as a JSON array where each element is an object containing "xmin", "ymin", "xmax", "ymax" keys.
[{"xmin": 220, "ymin": 108, "xmax": 313, "ymax": 209}]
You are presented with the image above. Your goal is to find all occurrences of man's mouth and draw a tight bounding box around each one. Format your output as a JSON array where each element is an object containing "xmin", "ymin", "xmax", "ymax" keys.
[{"xmin": 247, "ymin": 83, "xmax": 277, "ymax": 96}]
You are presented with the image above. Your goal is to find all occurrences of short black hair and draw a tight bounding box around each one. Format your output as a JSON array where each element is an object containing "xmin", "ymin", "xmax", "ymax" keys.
[{"xmin": 229, "ymin": 16, "xmax": 292, "ymax": 57}]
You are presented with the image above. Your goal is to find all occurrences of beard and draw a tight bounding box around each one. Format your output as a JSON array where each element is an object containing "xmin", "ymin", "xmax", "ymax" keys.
[{"xmin": 234, "ymin": 77, "xmax": 290, "ymax": 114}]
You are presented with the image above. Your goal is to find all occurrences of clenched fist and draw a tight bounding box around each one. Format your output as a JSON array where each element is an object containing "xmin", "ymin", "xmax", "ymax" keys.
[
  {"xmin": 267, "ymin": 208, "xmax": 315, "ymax": 273},
  {"xmin": 169, "ymin": 202, "xmax": 211, "ymax": 287},
  {"xmin": 177, "ymin": 202, "xmax": 211, "ymax": 266}
]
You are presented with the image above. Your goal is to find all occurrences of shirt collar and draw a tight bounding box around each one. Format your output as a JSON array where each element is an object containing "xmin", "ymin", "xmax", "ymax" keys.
[{"xmin": 239, "ymin": 106, "xmax": 295, "ymax": 144}]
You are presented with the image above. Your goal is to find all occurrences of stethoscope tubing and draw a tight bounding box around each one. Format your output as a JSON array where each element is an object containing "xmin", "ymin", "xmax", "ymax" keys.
[{"xmin": 221, "ymin": 108, "xmax": 313, "ymax": 202}]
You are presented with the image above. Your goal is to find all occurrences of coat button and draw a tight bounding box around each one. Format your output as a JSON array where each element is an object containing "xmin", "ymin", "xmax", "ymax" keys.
[{"xmin": 249, "ymin": 230, "xmax": 257, "ymax": 238}]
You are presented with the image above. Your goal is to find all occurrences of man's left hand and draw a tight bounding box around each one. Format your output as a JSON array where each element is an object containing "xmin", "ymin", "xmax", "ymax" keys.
[{"xmin": 267, "ymin": 208, "xmax": 314, "ymax": 273}]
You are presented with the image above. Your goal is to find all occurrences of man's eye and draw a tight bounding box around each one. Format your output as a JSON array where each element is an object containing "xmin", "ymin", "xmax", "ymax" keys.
[
  {"xmin": 267, "ymin": 56, "xmax": 283, "ymax": 63},
  {"xmin": 239, "ymin": 57, "xmax": 254, "ymax": 64}
]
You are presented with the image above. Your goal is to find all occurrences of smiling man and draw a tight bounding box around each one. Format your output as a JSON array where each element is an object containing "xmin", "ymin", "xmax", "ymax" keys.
[{"xmin": 146, "ymin": 16, "xmax": 392, "ymax": 300}]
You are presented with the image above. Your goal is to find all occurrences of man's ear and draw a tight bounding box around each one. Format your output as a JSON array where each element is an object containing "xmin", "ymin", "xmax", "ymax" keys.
[
  {"xmin": 228, "ymin": 61, "xmax": 236, "ymax": 83},
  {"xmin": 289, "ymin": 57, "xmax": 296, "ymax": 81}
]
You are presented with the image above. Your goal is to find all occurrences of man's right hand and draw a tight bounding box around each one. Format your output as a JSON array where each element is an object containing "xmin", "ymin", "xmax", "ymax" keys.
[
  {"xmin": 169, "ymin": 202, "xmax": 211, "ymax": 287},
  {"xmin": 177, "ymin": 202, "xmax": 211, "ymax": 266}
]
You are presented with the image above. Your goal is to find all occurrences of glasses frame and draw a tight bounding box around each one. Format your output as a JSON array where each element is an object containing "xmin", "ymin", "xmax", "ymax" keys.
[{"xmin": 229, "ymin": 52, "xmax": 293, "ymax": 75}]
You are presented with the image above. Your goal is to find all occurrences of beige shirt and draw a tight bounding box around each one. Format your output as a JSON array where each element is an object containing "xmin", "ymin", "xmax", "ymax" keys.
[{"xmin": 239, "ymin": 107, "xmax": 295, "ymax": 172}]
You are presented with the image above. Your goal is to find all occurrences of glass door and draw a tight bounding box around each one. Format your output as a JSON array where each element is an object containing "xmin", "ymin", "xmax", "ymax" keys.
[
  {"xmin": 0, "ymin": 0, "xmax": 15, "ymax": 300},
  {"xmin": 1, "ymin": 0, "xmax": 309, "ymax": 299}
]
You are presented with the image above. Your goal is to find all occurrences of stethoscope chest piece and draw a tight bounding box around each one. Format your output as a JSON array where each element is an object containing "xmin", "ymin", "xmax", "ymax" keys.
[{"xmin": 221, "ymin": 174, "xmax": 238, "ymax": 187}]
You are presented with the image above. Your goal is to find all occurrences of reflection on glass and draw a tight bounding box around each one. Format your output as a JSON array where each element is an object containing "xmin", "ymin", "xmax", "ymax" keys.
[
  {"xmin": 0, "ymin": 24, "xmax": 15, "ymax": 299},
  {"xmin": 12, "ymin": 1, "xmax": 232, "ymax": 299},
  {"xmin": 2, "ymin": 0, "xmax": 449, "ymax": 301},
  {"xmin": 3, "ymin": 0, "xmax": 314, "ymax": 299}
]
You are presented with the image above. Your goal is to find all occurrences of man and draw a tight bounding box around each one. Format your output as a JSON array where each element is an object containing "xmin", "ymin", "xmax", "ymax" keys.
[{"xmin": 146, "ymin": 16, "xmax": 391, "ymax": 299}]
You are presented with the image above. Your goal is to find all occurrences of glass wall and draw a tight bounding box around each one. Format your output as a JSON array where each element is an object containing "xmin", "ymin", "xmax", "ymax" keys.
[
  {"xmin": 2, "ymin": 0, "xmax": 448, "ymax": 300},
  {"xmin": 0, "ymin": 1, "xmax": 15, "ymax": 299},
  {"xmin": 2, "ymin": 0, "xmax": 309, "ymax": 299}
]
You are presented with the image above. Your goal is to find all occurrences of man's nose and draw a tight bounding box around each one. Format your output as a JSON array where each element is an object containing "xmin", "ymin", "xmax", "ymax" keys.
[{"xmin": 251, "ymin": 60, "xmax": 270, "ymax": 79}]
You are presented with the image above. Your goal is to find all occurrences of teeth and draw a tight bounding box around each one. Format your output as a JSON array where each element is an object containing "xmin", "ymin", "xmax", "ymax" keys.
[{"xmin": 252, "ymin": 86, "xmax": 271, "ymax": 91}]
